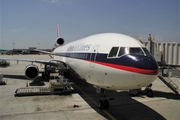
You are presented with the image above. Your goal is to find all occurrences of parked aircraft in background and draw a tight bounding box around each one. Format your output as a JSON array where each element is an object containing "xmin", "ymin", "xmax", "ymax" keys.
[{"xmin": 0, "ymin": 60, "xmax": 10, "ymax": 67}]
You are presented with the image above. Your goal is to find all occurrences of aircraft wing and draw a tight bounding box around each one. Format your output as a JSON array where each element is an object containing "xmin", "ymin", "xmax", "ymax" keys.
[
  {"xmin": 34, "ymin": 49, "xmax": 52, "ymax": 54},
  {"xmin": 0, "ymin": 58, "xmax": 66, "ymax": 68}
]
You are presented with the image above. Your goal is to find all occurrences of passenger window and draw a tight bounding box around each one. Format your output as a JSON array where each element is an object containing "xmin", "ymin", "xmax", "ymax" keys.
[
  {"xmin": 108, "ymin": 47, "xmax": 119, "ymax": 57},
  {"xmin": 129, "ymin": 48, "xmax": 144, "ymax": 55},
  {"xmin": 118, "ymin": 47, "xmax": 128, "ymax": 57}
]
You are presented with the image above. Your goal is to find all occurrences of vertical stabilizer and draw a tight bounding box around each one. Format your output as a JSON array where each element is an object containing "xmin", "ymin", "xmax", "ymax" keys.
[
  {"xmin": 54, "ymin": 24, "xmax": 64, "ymax": 47},
  {"xmin": 56, "ymin": 24, "xmax": 60, "ymax": 38}
]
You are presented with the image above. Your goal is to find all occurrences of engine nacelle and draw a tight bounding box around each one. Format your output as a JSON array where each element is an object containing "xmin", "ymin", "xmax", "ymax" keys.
[
  {"xmin": 25, "ymin": 64, "xmax": 39, "ymax": 79},
  {"xmin": 54, "ymin": 38, "xmax": 64, "ymax": 47}
]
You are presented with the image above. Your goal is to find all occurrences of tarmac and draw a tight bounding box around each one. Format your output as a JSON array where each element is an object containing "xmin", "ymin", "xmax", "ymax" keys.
[{"xmin": 0, "ymin": 55, "xmax": 180, "ymax": 120}]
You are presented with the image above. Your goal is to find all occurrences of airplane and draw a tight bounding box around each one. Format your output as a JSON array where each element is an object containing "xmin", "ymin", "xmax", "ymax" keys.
[{"xmin": 0, "ymin": 26, "xmax": 159, "ymax": 109}]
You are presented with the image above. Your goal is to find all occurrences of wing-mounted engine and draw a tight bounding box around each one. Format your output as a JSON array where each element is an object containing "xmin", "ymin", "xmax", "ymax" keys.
[
  {"xmin": 25, "ymin": 64, "xmax": 39, "ymax": 79},
  {"xmin": 54, "ymin": 38, "xmax": 64, "ymax": 47}
]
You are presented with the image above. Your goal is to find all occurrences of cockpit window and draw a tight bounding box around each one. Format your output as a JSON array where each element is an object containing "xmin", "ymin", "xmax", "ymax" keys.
[
  {"xmin": 142, "ymin": 48, "xmax": 151, "ymax": 55},
  {"xmin": 108, "ymin": 47, "xmax": 119, "ymax": 57},
  {"xmin": 108, "ymin": 47, "xmax": 148, "ymax": 58},
  {"xmin": 129, "ymin": 47, "xmax": 144, "ymax": 55},
  {"xmin": 118, "ymin": 47, "xmax": 128, "ymax": 57}
]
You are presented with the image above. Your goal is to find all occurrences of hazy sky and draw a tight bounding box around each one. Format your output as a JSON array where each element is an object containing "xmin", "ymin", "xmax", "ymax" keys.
[{"xmin": 0, "ymin": 0, "xmax": 179, "ymax": 49}]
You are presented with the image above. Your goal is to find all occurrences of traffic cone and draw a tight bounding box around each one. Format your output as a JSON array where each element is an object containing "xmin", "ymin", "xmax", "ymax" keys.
[{"xmin": 26, "ymin": 81, "xmax": 28, "ymax": 87}]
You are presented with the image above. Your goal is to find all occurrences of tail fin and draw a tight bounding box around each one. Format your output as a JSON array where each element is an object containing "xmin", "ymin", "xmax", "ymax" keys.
[
  {"xmin": 56, "ymin": 24, "xmax": 60, "ymax": 38},
  {"xmin": 54, "ymin": 24, "xmax": 64, "ymax": 48}
]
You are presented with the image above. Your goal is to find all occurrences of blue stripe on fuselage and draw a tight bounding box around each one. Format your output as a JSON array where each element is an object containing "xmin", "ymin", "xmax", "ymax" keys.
[{"xmin": 53, "ymin": 52, "xmax": 158, "ymax": 70}]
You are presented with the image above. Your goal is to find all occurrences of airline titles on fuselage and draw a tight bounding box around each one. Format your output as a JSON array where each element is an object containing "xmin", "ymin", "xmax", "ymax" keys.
[{"xmin": 67, "ymin": 43, "xmax": 91, "ymax": 52}]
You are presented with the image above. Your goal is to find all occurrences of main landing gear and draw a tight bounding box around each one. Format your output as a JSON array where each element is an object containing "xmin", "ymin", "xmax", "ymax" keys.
[{"xmin": 98, "ymin": 89, "xmax": 109, "ymax": 109}]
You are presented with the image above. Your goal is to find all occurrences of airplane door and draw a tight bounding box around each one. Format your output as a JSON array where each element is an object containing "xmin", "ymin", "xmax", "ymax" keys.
[{"xmin": 90, "ymin": 45, "xmax": 99, "ymax": 68}]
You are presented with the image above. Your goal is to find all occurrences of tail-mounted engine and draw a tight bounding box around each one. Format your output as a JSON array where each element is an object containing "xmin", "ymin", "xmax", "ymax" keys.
[
  {"xmin": 54, "ymin": 24, "xmax": 64, "ymax": 47},
  {"xmin": 25, "ymin": 64, "xmax": 39, "ymax": 79},
  {"xmin": 54, "ymin": 38, "xmax": 64, "ymax": 47}
]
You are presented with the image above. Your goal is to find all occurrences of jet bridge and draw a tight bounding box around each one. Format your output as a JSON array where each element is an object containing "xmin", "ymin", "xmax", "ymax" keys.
[{"xmin": 140, "ymin": 33, "xmax": 180, "ymax": 67}]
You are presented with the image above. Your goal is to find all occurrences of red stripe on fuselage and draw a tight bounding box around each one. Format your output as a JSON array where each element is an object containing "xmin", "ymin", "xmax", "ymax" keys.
[{"xmin": 86, "ymin": 60, "xmax": 158, "ymax": 75}]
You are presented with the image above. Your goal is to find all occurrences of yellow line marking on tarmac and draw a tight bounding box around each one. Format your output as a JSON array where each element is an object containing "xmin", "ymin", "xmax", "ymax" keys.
[{"xmin": 73, "ymin": 84, "xmax": 116, "ymax": 120}]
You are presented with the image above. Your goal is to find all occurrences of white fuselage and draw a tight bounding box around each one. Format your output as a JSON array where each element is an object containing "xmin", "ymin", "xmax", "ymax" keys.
[{"xmin": 53, "ymin": 33, "xmax": 158, "ymax": 90}]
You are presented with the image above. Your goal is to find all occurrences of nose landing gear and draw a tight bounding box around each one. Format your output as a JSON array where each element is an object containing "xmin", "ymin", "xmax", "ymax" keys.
[
  {"xmin": 98, "ymin": 89, "xmax": 109, "ymax": 109},
  {"xmin": 145, "ymin": 84, "xmax": 154, "ymax": 97}
]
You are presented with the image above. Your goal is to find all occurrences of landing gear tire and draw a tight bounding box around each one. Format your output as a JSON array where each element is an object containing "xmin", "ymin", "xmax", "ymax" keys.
[
  {"xmin": 146, "ymin": 89, "xmax": 154, "ymax": 97},
  {"xmin": 104, "ymin": 99, "xmax": 109, "ymax": 109},
  {"xmin": 97, "ymin": 88, "xmax": 110, "ymax": 110},
  {"xmin": 98, "ymin": 99, "xmax": 109, "ymax": 109},
  {"xmin": 98, "ymin": 100, "xmax": 104, "ymax": 110}
]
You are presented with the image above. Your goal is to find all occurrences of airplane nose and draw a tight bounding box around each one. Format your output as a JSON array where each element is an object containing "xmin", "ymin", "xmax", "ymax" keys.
[
  {"xmin": 133, "ymin": 55, "xmax": 158, "ymax": 87},
  {"xmin": 134, "ymin": 55, "xmax": 158, "ymax": 71}
]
